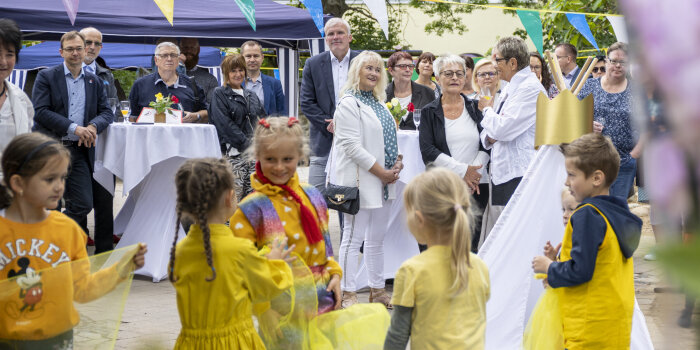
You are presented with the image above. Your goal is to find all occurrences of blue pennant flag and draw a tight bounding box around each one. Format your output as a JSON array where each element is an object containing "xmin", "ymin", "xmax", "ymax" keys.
[
  {"xmin": 565, "ymin": 13, "xmax": 599, "ymax": 50},
  {"xmin": 301, "ymin": 0, "xmax": 325, "ymax": 36}
]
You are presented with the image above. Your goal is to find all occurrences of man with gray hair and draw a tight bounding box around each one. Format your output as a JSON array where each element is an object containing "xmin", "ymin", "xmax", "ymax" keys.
[
  {"xmin": 477, "ymin": 36, "xmax": 546, "ymax": 240},
  {"xmin": 129, "ymin": 41, "xmax": 208, "ymax": 123}
]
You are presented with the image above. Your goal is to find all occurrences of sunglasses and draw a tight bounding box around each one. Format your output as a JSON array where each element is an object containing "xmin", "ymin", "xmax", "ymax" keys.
[{"xmin": 592, "ymin": 67, "xmax": 606, "ymax": 74}]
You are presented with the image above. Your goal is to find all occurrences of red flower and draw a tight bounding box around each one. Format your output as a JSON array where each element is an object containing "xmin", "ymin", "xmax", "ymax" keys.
[
  {"xmin": 171, "ymin": 95, "xmax": 179, "ymax": 104},
  {"xmin": 407, "ymin": 102, "xmax": 415, "ymax": 113}
]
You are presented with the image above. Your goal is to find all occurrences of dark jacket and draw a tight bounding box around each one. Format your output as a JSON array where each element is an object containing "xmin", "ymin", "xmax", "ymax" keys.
[
  {"xmin": 31, "ymin": 64, "xmax": 114, "ymax": 166},
  {"xmin": 418, "ymin": 93, "xmax": 487, "ymax": 166},
  {"xmin": 385, "ymin": 80, "xmax": 436, "ymax": 130},
  {"xmin": 95, "ymin": 63, "xmax": 118, "ymax": 101},
  {"xmin": 208, "ymin": 86, "xmax": 266, "ymax": 153},
  {"xmin": 243, "ymin": 73, "xmax": 287, "ymax": 116},
  {"xmin": 548, "ymin": 195, "xmax": 643, "ymax": 288},
  {"xmin": 300, "ymin": 49, "xmax": 361, "ymax": 157}
]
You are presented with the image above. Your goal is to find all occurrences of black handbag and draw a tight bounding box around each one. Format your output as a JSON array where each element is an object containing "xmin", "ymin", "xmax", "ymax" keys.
[
  {"xmin": 322, "ymin": 183, "xmax": 360, "ymax": 215},
  {"xmin": 322, "ymin": 95, "xmax": 361, "ymax": 215}
]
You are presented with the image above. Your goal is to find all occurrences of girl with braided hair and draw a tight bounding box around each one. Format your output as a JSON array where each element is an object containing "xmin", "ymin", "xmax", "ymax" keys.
[
  {"xmin": 168, "ymin": 157, "xmax": 294, "ymax": 350},
  {"xmin": 230, "ymin": 117, "xmax": 343, "ymax": 314}
]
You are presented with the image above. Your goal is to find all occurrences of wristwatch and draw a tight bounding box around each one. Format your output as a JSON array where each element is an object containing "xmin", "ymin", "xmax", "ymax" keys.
[{"xmin": 196, "ymin": 113, "xmax": 201, "ymax": 122}]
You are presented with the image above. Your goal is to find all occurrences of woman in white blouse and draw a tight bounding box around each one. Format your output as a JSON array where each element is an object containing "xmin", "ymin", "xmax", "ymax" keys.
[
  {"xmin": 418, "ymin": 54, "xmax": 489, "ymax": 251},
  {"xmin": 0, "ymin": 19, "xmax": 34, "ymax": 160},
  {"xmin": 331, "ymin": 51, "xmax": 403, "ymax": 309}
]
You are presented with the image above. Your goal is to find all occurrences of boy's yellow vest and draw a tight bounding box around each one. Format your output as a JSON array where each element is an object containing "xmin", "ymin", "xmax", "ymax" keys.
[{"xmin": 559, "ymin": 204, "xmax": 634, "ymax": 350}]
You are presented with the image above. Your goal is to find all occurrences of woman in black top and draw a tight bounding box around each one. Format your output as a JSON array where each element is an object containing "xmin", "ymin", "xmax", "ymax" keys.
[{"xmin": 208, "ymin": 54, "xmax": 266, "ymax": 200}]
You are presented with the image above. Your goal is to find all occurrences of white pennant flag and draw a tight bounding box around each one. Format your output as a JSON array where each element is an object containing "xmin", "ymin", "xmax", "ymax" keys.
[
  {"xmin": 362, "ymin": 0, "xmax": 389, "ymax": 40},
  {"xmin": 607, "ymin": 16, "xmax": 629, "ymax": 43}
]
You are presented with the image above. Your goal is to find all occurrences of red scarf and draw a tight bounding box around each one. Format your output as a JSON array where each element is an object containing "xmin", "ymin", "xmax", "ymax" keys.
[{"xmin": 254, "ymin": 162, "xmax": 323, "ymax": 244}]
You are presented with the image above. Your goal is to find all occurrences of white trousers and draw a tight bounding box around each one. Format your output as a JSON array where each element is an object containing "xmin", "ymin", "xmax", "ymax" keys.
[{"xmin": 338, "ymin": 202, "xmax": 392, "ymax": 291}]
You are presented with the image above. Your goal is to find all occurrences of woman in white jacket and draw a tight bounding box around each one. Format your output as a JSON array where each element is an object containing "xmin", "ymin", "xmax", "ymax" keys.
[
  {"xmin": 0, "ymin": 19, "xmax": 34, "ymax": 160},
  {"xmin": 332, "ymin": 51, "xmax": 403, "ymax": 309}
]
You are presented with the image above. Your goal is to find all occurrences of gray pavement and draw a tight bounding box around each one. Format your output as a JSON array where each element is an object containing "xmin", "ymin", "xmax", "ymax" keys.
[{"xmin": 83, "ymin": 167, "xmax": 696, "ymax": 349}]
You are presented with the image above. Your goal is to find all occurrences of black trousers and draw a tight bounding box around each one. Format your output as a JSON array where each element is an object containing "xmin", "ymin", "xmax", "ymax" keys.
[
  {"xmin": 86, "ymin": 177, "xmax": 114, "ymax": 254},
  {"xmin": 471, "ymin": 183, "xmax": 490, "ymax": 253},
  {"xmin": 63, "ymin": 143, "xmax": 93, "ymax": 234}
]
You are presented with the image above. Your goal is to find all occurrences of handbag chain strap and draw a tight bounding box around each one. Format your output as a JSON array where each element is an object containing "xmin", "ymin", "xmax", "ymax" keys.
[{"xmin": 326, "ymin": 94, "xmax": 361, "ymax": 188}]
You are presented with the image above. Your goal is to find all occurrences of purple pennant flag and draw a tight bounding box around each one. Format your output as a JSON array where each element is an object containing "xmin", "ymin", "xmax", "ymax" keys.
[{"xmin": 62, "ymin": 0, "xmax": 80, "ymax": 25}]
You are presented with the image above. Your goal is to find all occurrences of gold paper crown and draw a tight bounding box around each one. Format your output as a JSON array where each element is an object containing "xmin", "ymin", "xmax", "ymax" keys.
[
  {"xmin": 535, "ymin": 90, "xmax": 593, "ymax": 149},
  {"xmin": 534, "ymin": 51, "xmax": 599, "ymax": 149}
]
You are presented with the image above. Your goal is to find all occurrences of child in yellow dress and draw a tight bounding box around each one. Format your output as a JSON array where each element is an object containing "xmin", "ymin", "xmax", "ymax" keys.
[
  {"xmin": 230, "ymin": 117, "xmax": 342, "ymax": 314},
  {"xmin": 384, "ymin": 167, "xmax": 491, "ymax": 350},
  {"xmin": 532, "ymin": 133, "xmax": 643, "ymax": 349},
  {"xmin": 168, "ymin": 157, "xmax": 294, "ymax": 350},
  {"xmin": 0, "ymin": 133, "xmax": 147, "ymax": 348}
]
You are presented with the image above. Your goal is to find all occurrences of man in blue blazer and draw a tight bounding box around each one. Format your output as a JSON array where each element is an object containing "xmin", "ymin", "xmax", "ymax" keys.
[
  {"xmin": 241, "ymin": 40, "xmax": 287, "ymax": 116},
  {"xmin": 300, "ymin": 18, "xmax": 361, "ymax": 192},
  {"xmin": 32, "ymin": 31, "xmax": 114, "ymax": 238}
]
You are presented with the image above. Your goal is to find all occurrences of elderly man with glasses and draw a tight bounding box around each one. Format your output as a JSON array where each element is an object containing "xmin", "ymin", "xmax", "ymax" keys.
[
  {"xmin": 129, "ymin": 41, "xmax": 207, "ymax": 123},
  {"xmin": 476, "ymin": 36, "xmax": 546, "ymax": 242}
]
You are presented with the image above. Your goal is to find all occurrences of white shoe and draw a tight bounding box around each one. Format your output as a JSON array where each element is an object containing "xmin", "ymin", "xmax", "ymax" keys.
[{"xmin": 644, "ymin": 253, "xmax": 657, "ymax": 261}]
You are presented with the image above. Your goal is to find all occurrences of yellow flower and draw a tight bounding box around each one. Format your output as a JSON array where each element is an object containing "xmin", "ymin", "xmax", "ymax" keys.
[
  {"xmin": 390, "ymin": 97, "xmax": 400, "ymax": 106},
  {"xmin": 386, "ymin": 102, "xmax": 393, "ymax": 109},
  {"xmin": 155, "ymin": 92, "xmax": 164, "ymax": 100}
]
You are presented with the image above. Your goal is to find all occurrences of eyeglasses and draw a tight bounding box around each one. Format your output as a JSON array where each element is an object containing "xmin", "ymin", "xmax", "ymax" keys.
[
  {"xmin": 364, "ymin": 65, "xmax": 383, "ymax": 74},
  {"xmin": 493, "ymin": 57, "xmax": 508, "ymax": 63},
  {"xmin": 477, "ymin": 71, "xmax": 497, "ymax": 78},
  {"xmin": 592, "ymin": 67, "xmax": 606, "ymax": 73},
  {"xmin": 393, "ymin": 64, "xmax": 415, "ymax": 70},
  {"xmin": 61, "ymin": 46, "xmax": 84, "ymax": 53},
  {"xmin": 157, "ymin": 53, "xmax": 179, "ymax": 60},
  {"xmin": 440, "ymin": 70, "xmax": 465, "ymax": 79},
  {"xmin": 85, "ymin": 40, "xmax": 102, "ymax": 47},
  {"xmin": 607, "ymin": 59, "xmax": 627, "ymax": 66},
  {"xmin": 530, "ymin": 65, "xmax": 542, "ymax": 71}
]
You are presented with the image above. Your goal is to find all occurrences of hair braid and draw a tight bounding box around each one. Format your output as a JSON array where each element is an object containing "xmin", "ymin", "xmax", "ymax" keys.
[
  {"xmin": 197, "ymin": 163, "xmax": 217, "ymax": 281},
  {"xmin": 168, "ymin": 208, "xmax": 182, "ymax": 283}
]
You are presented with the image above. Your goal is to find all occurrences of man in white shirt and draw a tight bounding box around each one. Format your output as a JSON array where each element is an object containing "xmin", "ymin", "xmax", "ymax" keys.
[
  {"xmin": 555, "ymin": 42, "xmax": 581, "ymax": 88},
  {"xmin": 478, "ymin": 36, "xmax": 546, "ymax": 240}
]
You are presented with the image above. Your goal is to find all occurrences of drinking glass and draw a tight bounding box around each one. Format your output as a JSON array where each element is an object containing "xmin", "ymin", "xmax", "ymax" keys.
[
  {"xmin": 481, "ymin": 87, "xmax": 492, "ymax": 100},
  {"xmin": 413, "ymin": 109, "xmax": 421, "ymax": 130},
  {"xmin": 120, "ymin": 100, "xmax": 131, "ymax": 124}
]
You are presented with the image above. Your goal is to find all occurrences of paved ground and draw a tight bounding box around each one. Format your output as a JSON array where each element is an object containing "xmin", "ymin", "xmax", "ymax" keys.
[{"xmin": 84, "ymin": 167, "xmax": 697, "ymax": 349}]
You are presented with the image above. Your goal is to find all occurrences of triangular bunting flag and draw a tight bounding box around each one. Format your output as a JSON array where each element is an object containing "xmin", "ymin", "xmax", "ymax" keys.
[
  {"xmin": 607, "ymin": 16, "xmax": 629, "ymax": 43},
  {"xmin": 234, "ymin": 0, "xmax": 257, "ymax": 31},
  {"xmin": 565, "ymin": 13, "xmax": 599, "ymax": 50},
  {"xmin": 516, "ymin": 10, "xmax": 543, "ymax": 54},
  {"xmin": 362, "ymin": 0, "xmax": 389, "ymax": 40},
  {"xmin": 61, "ymin": 0, "xmax": 80, "ymax": 25},
  {"xmin": 301, "ymin": 0, "xmax": 325, "ymax": 36},
  {"xmin": 153, "ymin": 0, "xmax": 175, "ymax": 26}
]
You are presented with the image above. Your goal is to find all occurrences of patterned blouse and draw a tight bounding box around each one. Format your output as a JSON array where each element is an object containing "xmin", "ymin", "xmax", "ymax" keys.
[
  {"xmin": 353, "ymin": 89, "xmax": 399, "ymax": 199},
  {"xmin": 578, "ymin": 78, "xmax": 637, "ymax": 162}
]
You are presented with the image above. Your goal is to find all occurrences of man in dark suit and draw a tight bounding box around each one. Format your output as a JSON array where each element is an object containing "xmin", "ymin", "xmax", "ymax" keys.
[
  {"xmin": 241, "ymin": 40, "xmax": 287, "ymax": 116},
  {"xmin": 300, "ymin": 18, "xmax": 360, "ymax": 192},
  {"xmin": 80, "ymin": 26, "xmax": 119, "ymax": 253},
  {"xmin": 32, "ymin": 30, "xmax": 114, "ymax": 239}
]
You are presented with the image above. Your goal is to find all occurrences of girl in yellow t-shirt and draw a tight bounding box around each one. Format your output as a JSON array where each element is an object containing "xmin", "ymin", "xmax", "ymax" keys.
[
  {"xmin": 0, "ymin": 133, "xmax": 147, "ymax": 348},
  {"xmin": 385, "ymin": 167, "xmax": 491, "ymax": 350},
  {"xmin": 168, "ymin": 157, "xmax": 294, "ymax": 350}
]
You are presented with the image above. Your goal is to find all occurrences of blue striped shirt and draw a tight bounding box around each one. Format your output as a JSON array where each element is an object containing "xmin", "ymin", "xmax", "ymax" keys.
[{"xmin": 63, "ymin": 63, "xmax": 86, "ymax": 141}]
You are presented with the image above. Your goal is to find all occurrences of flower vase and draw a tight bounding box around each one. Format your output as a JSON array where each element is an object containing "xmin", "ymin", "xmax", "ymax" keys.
[{"xmin": 155, "ymin": 111, "xmax": 166, "ymax": 123}]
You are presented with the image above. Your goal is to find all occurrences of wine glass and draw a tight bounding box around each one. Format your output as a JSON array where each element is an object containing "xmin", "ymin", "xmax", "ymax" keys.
[
  {"xmin": 120, "ymin": 100, "xmax": 131, "ymax": 124},
  {"xmin": 413, "ymin": 109, "xmax": 421, "ymax": 130}
]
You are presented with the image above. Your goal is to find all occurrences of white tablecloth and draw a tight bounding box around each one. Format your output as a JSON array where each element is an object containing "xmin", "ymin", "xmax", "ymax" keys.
[
  {"xmin": 354, "ymin": 131, "xmax": 425, "ymax": 288},
  {"xmin": 94, "ymin": 124, "xmax": 221, "ymax": 282}
]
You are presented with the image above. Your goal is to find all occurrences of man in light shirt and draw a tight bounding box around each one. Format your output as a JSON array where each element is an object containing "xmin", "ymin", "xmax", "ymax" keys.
[
  {"xmin": 555, "ymin": 43, "xmax": 581, "ymax": 88},
  {"xmin": 241, "ymin": 40, "xmax": 286, "ymax": 116},
  {"xmin": 477, "ymin": 36, "xmax": 546, "ymax": 241},
  {"xmin": 300, "ymin": 17, "xmax": 360, "ymax": 192}
]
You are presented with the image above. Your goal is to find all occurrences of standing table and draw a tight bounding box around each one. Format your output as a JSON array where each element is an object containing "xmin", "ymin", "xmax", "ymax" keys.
[{"xmin": 94, "ymin": 124, "xmax": 221, "ymax": 282}]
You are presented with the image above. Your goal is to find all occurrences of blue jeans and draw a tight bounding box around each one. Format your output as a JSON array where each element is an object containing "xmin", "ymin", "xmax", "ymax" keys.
[{"xmin": 610, "ymin": 157, "xmax": 637, "ymax": 200}]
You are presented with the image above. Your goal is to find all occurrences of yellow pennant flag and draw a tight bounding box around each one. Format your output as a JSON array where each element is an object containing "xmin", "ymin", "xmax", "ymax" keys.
[{"xmin": 153, "ymin": 0, "xmax": 175, "ymax": 26}]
